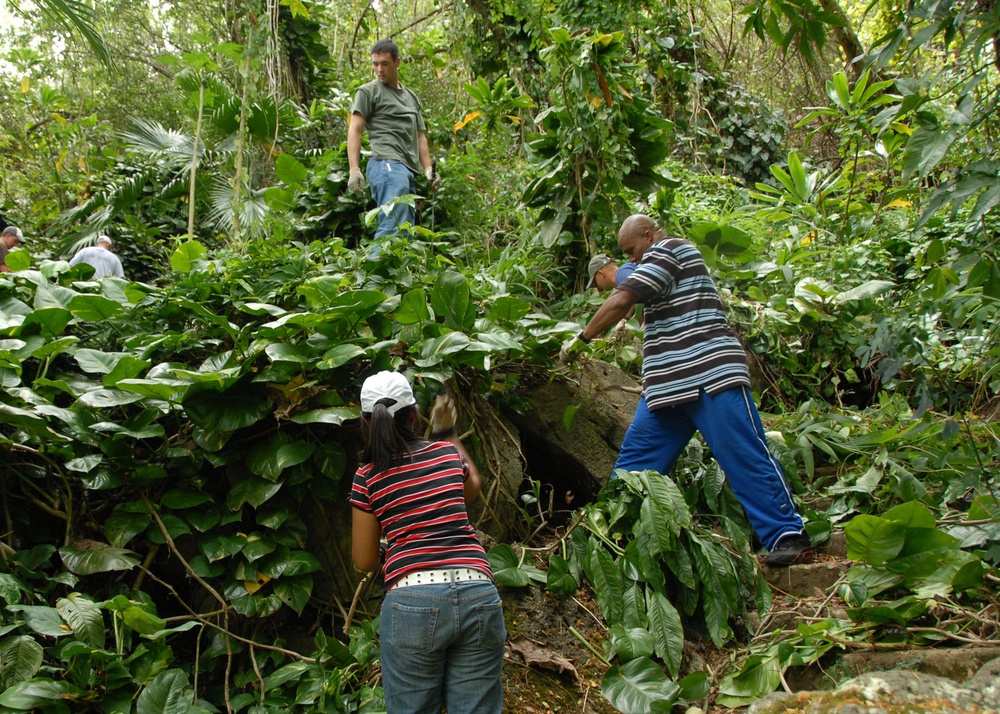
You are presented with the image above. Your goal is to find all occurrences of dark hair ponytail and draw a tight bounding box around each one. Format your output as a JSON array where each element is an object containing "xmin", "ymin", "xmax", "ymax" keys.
[{"xmin": 361, "ymin": 399, "xmax": 420, "ymax": 477}]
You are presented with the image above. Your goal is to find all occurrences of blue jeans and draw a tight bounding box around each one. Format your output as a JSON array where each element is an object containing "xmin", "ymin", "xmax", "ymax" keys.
[
  {"xmin": 380, "ymin": 579, "xmax": 505, "ymax": 714},
  {"xmin": 366, "ymin": 158, "xmax": 416, "ymax": 243},
  {"xmin": 614, "ymin": 386, "xmax": 804, "ymax": 550}
]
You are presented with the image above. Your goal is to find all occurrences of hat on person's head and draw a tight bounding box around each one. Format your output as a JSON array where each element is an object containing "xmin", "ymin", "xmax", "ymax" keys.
[
  {"xmin": 360, "ymin": 371, "xmax": 417, "ymax": 416},
  {"xmin": 96, "ymin": 235, "xmax": 112, "ymax": 247},
  {"xmin": 586, "ymin": 253, "xmax": 614, "ymax": 288},
  {"xmin": 2, "ymin": 226, "xmax": 25, "ymax": 244}
]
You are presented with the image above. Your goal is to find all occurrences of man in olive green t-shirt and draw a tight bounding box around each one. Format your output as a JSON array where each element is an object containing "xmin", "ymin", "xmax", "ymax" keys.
[{"xmin": 347, "ymin": 39, "xmax": 438, "ymax": 253}]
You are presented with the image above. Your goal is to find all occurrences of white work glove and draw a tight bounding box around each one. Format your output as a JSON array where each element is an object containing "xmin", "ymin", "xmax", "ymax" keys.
[
  {"xmin": 348, "ymin": 168, "xmax": 366, "ymax": 195},
  {"xmin": 610, "ymin": 318, "xmax": 630, "ymax": 341},
  {"xmin": 424, "ymin": 166, "xmax": 441, "ymax": 189},
  {"xmin": 558, "ymin": 332, "xmax": 589, "ymax": 365},
  {"xmin": 430, "ymin": 394, "xmax": 457, "ymax": 438}
]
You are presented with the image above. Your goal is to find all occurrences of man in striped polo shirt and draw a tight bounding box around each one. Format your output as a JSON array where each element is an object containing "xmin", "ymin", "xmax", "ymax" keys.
[{"xmin": 562, "ymin": 214, "xmax": 813, "ymax": 567}]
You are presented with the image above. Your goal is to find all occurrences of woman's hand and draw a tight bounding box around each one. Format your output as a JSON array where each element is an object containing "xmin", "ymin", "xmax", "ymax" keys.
[{"xmin": 430, "ymin": 394, "xmax": 457, "ymax": 437}]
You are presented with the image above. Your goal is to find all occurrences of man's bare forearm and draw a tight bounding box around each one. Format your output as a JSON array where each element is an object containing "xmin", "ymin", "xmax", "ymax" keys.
[
  {"xmin": 347, "ymin": 114, "xmax": 365, "ymax": 170},
  {"xmin": 582, "ymin": 289, "xmax": 637, "ymax": 341}
]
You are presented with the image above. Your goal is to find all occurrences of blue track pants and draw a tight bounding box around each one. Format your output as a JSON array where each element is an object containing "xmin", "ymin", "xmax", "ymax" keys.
[{"xmin": 614, "ymin": 386, "xmax": 805, "ymax": 550}]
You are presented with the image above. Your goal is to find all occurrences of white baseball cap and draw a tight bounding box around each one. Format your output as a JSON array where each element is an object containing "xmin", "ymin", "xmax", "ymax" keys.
[
  {"xmin": 2, "ymin": 226, "xmax": 25, "ymax": 244},
  {"xmin": 360, "ymin": 371, "xmax": 416, "ymax": 415}
]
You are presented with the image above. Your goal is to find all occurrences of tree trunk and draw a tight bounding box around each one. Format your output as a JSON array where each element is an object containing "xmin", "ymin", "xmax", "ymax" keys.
[{"xmin": 816, "ymin": 0, "xmax": 866, "ymax": 77}]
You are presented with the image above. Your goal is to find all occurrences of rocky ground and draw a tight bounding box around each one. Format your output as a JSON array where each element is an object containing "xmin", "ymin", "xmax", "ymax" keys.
[{"xmin": 498, "ymin": 531, "xmax": 1000, "ymax": 713}]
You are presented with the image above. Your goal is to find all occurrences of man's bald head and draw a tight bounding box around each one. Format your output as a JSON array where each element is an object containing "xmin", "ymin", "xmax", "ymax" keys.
[{"xmin": 617, "ymin": 214, "xmax": 664, "ymax": 263}]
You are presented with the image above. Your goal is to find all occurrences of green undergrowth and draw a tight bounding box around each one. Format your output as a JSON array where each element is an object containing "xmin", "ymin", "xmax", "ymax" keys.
[
  {"xmin": 0, "ymin": 221, "xmax": 997, "ymax": 712},
  {"xmin": 491, "ymin": 405, "xmax": 998, "ymax": 710}
]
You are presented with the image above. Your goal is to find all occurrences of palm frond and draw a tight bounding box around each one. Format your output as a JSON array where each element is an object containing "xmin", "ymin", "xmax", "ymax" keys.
[
  {"xmin": 174, "ymin": 71, "xmax": 235, "ymax": 107},
  {"xmin": 35, "ymin": 0, "xmax": 115, "ymax": 73},
  {"xmin": 52, "ymin": 166, "xmax": 163, "ymax": 255},
  {"xmin": 207, "ymin": 96, "xmax": 304, "ymax": 145},
  {"xmin": 120, "ymin": 119, "xmax": 196, "ymax": 162},
  {"xmin": 206, "ymin": 176, "xmax": 269, "ymax": 238},
  {"xmin": 209, "ymin": 98, "xmax": 242, "ymax": 137}
]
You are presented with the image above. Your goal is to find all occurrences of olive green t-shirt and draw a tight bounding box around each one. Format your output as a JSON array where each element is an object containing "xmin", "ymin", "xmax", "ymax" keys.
[{"xmin": 351, "ymin": 79, "xmax": 426, "ymax": 173}]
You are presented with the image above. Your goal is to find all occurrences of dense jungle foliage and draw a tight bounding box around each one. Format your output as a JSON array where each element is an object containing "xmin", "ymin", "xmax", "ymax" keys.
[{"xmin": 1, "ymin": 0, "xmax": 999, "ymax": 711}]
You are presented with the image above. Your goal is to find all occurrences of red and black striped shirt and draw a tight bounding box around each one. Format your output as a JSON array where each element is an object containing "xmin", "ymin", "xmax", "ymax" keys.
[{"xmin": 350, "ymin": 440, "xmax": 493, "ymax": 589}]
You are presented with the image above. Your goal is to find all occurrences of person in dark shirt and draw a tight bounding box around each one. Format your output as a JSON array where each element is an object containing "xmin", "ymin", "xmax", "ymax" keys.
[
  {"xmin": 347, "ymin": 39, "xmax": 438, "ymax": 254},
  {"xmin": 0, "ymin": 226, "xmax": 26, "ymax": 273},
  {"xmin": 564, "ymin": 215, "xmax": 813, "ymax": 567}
]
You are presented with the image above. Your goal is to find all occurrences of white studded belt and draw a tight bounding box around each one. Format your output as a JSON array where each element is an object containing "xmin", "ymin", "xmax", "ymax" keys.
[{"xmin": 391, "ymin": 568, "xmax": 492, "ymax": 590}]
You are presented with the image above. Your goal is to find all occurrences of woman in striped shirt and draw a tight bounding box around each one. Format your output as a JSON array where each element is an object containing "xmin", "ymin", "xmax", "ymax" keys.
[{"xmin": 350, "ymin": 371, "xmax": 505, "ymax": 713}]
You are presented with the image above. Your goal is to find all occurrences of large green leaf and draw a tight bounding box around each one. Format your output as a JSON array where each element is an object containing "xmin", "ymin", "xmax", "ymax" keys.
[
  {"xmin": 689, "ymin": 537, "xmax": 734, "ymax": 645},
  {"xmin": 903, "ymin": 126, "xmax": 955, "ymax": 178},
  {"xmin": 104, "ymin": 355, "xmax": 152, "ymax": 386},
  {"xmin": 227, "ymin": 475, "xmax": 283, "ymax": 510},
  {"xmin": 264, "ymin": 342, "xmax": 313, "ymax": 363},
  {"xmin": 258, "ymin": 550, "xmax": 321, "ymax": 578},
  {"xmin": 391, "ymin": 289, "xmax": 431, "ymax": 325},
  {"xmin": 182, "ymin": 382, "xmax": 271, "ymax": 432},
  {"xmin": 0, "ymin": 679, "xmax": 83, "ymax": 709},
  {"xmin": 545, "ymin": 555, "xmax": 578, "ymax": 595},
  {"xmin": 677, "ymin": 671, "xmax": 711, "ymax": 702},
  {"xmin": 69, "ymin": 294, "xmax": 123, "ymax": 321},
  {"xmin": 317, "ymin": 343, "xmax": 365, "ymax": 370},
  {"xmin": 414, "ymin": 331, "xmax": 471, "ymax": 368},
  {"xmin": 645, "ymin": 472, "xmax": 691, "ymax": 529},
  {"xmin": 161, "ymin": 490, "xmax": 212, "ymax": 509},
  {"xmin": 246, "ymin": 435, "xmax": 314, "ymax": 481},
  {"xmin": 474, "ymin": 327, "xmax": 523, "ymax": 352},
  {"xmin": 688, "ymin": 222, "xmax": 753, "ymax": 258},
  {"xmin": 275, "ymin": 153, "xmax": 307, "ymax": 186},
  {"xmin": 882, "ymin": 501, "xmax": 936, "ymax": 529},
  {"xmin": 76, "ymin": 388, "xmax": 145, "ymax": 408},
  {"xmin": 136, "ymin": 669, "xmax": 193, "ymax": 714},
  {"xmin": 21, "ymin": 307, "xmax": 72, "ymax": 338},
  {"xmin": 116, "ymin": 378, "xmax": 185, "ymax": 400},
  {"xmin": 170, "ymin": 241, "xmax": 206, "ymax": 272},
  {"xmin": 844, "ymin": 515, "xmax": 906, "ymax": 565},
  {"xmin": 296, "ymin": 277, "xmax": 347, "ymax": 308},
  {"xmin": 716, "ymin": 653, "xmax": 782, "ymax": 708},
  {"xmin": 326, "ymin": 290, "xmax": 389, "ymax": 320},
  {"xmin": 833, "ymin": 280, "xmax": 894, "ymax": 303},
  {"xmin": 485, "ymin": 296, "xmax": 531, "ymax": 324},
  {"xmin": 0, "ymin": 636, "xmax": 43, "ymax": 690},
  {"xmin": 105, "ymin": 507, "xmax": 151, "ymax": 547},
  {"xmin": 601, "ymin": 657, "xmax": 679, "ymax": 714},
  {"xmin": 122, "ymin": 605, "xmax": 167, "ymax": 635},
  {"xmin": 585, "ymin": 543, "xmax": 623, "ymax": 624},
  {"xmin": 55, "ymin": 594, "xmax": 104, "ymax": 648},
  {"xmin": 487, "ymin": 544, "xmax": 530, "ymax": 587},
  {"xmin": 58, "ymin": 544, "xmax": 140, "ymax": 574},
  {"xmin": 6, "ymin": 606, "xmax": 69, "ymax": 638},
  {"xmin": 75, "ymin": 348, "xmax": 124, "ymax": 374},
  {"xmin": 289, "ymin": 407, "xmax": 359, "ymax": 425},
  {"xmin": 644, "ymin": 591, "xmax": 683, "ymax": 677},
  {"xmin": 608, "ymin": 624, "xmax": 654, "ymax": 662},
  {"xmin": 274, "ymin": 575, "xmax": 313, "ymax": 615},
  {"xmin": 33, "ymin": 284, "xmax": 77, "ymax": 310},
  {"xmin": 0, "ymin": 403, "xmax": 47, "ymax": 430},
  {"xmin": 430, "ymin": 271, "xmax": 475, "ymax": 330},
  {"xmin": 636, "ymin": 498, "xmax": 672, "ymax": 555},
  {"xmin": 3, "ymin": 249, "xmax": 30, "ymax": 272},
  {"xmin": 0, "ymin": 574, "xmax": 25, "ymax": 607}
]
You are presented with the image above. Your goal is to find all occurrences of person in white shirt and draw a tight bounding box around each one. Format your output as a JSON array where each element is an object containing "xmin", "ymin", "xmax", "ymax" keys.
[{"xmin": 69, "ymin": 235, "xmax": 124, "ymax": 278}]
